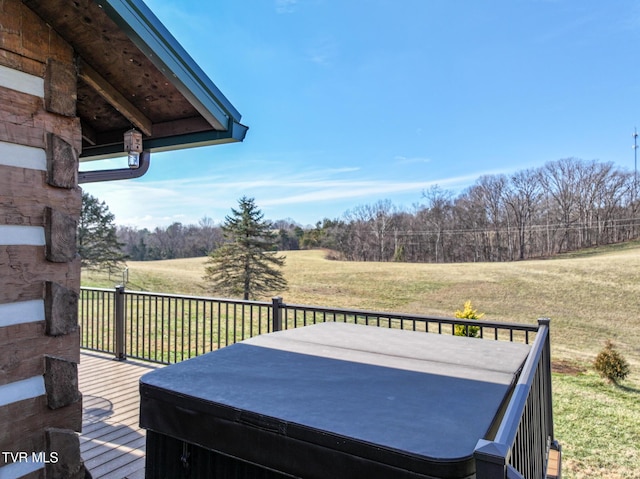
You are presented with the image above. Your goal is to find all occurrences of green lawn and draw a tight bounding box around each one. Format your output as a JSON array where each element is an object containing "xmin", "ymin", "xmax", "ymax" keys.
[
  {"xmin": 553, "ymin": 371, "xmax": 640, "ymax": 479},
  {"xmin": 82, "ymin": 243, "xmax": 640, "ymax": 478}
]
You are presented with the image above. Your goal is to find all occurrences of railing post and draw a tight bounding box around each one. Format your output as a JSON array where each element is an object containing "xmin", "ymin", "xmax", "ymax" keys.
[
  {"xmin": 272, "ymin": 296, "xmax": 283, "ymax": 332},
  {"xmin": 538, "ymin": 317, "xmax": 554, "ymax": 441},
  {"xmin": 474, "ymin": 439, "xmax": 508, "ymax": 479},
  {"xmin": 114, "ymin": 285, "xmax": 126, "ymax": 360}
]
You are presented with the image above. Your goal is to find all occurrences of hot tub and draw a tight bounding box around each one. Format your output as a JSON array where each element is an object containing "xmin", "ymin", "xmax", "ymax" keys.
[{"xmin": 139, "ymin": 322, "xmax": 530, "ymax": 478}]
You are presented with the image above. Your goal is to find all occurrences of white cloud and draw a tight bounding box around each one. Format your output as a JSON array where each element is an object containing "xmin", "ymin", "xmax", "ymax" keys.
[
  {"xmin": 394, "ymin": 156, "xmax": 431, "ymax": 165},
  {"xmin": 275, "ymin": 0, "xmax": 298, "ymax": 14},
  {"xmin": 261, "ymin": 173, "xmax": 480, "ymax": 206},
  {"xmin": 81, "ymin": 167, "xmax": 482, "ymax": 229},
  {"xmin": 307, "ymin": 37, "xmax": 338, "ymax": 66}
]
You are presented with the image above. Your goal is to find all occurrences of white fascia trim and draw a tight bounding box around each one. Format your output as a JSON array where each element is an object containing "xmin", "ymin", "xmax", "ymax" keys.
[
  {"xmin": 0, "ymin": 141, "xmax": 47, "ymax": 170},
  {"xmin": 0, "ymin": 376, "xmax": 46, "ymax": 408},
  {"xmin": 0, "ymin": 458, "xmax": 44, "ymax": 479},
  {"xmin": 0, "ymin": 64, "xmax": 44, "ymax": 98},
  {"xmin": 0, "ymin": 226, "xmax": 46, "ymax": 246},
  {"xmin": 0, "ymin": 300, "xmax": 45, "ymax": 328}
]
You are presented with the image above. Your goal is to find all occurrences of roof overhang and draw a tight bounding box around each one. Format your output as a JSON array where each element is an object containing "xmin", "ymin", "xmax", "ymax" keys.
[{"xmin": 24, "ymin": 0, "xmax": 248, "ymax": 161}]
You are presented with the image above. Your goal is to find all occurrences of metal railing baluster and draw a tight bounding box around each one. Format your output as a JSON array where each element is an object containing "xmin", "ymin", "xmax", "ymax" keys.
[{"xmin": 79, "ymin": 287, "xmax": 553, "ymax": 478}]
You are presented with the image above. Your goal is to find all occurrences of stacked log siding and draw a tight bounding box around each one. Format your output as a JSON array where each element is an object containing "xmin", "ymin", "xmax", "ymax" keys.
[{"xmin": 0, "ymin": 1, "xmax": 85, "ymax": 477}]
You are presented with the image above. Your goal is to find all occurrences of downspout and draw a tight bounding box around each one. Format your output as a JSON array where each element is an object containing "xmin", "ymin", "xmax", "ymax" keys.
[{"xmin": 78, "ymin": 151, "xmax": 151, "ymax": 184}]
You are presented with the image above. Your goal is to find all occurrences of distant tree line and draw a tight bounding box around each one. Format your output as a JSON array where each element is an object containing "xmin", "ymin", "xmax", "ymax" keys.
[
  {"xmin": 117, "ymin": 218, "xmax": 303, "ymax": 261},
  {"xmin": 114, "ymin": 158, "xmax": 640, "ymax": 264},
  {"xmin": 318, "ymin": 158, "xmax": 640, "ymax": 262},
  {"xmin": 118, "ymin": 218, "xmax": 223, "ymax": 261}
]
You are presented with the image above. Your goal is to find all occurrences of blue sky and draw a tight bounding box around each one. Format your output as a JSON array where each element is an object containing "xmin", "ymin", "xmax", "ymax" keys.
[{"xmin": 82, "ymin": 0, "xmax": 640, "ymax": 228}]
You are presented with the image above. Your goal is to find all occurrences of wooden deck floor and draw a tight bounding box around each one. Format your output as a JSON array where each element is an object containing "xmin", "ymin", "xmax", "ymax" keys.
[
  {"xmin": 79, "ymin": 351, "xmax": 560, "ymax": 479},
  {"xmin": 79, "ymin": 351, "xmax": 163, "ymax": 479}
]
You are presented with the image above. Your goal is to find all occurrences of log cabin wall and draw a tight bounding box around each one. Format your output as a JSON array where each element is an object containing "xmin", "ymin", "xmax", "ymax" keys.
[{"xmin": 0, "ymin": 1, "xmax": 86, "ymax": 478}]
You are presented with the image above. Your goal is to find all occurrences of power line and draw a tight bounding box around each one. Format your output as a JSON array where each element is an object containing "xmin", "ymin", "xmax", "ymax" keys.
[
  {"xmin": 368, "ymin": 217, "xmax": 640, "ymax": 236},
  {"xmin": 633, "ymin": 127, "xmax": 638, "ymax": 201}
]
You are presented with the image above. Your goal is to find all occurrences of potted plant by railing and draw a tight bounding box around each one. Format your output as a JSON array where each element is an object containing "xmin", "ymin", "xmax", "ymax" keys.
[{"xmin": 454, "ymin": 300, "xmax": 483, "ymax": 337}]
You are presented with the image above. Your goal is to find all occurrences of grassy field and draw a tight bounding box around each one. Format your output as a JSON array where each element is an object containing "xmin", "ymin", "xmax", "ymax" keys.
[{"xmin": 83, "ymin": 243, "xmax": 640, "ymax": 478}]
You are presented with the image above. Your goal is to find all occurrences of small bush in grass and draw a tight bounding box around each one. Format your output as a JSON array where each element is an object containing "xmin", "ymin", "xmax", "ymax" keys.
[
  {"xmin": 454, "ymin": 300, "xmax": 484, "ymax": 338},
  {"xmin": 594, "ymin": 340, "xmax": 630, "ymax": 384}
]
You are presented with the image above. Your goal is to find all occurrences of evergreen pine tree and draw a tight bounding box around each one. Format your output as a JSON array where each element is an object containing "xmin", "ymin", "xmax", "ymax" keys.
[
  {"xmin": 77, "ymin": 192, "xmax": 126, "ymax": 275},
  {"xmin": 204, "ymin": 197, "xmax": 287, "ymax": 300}
]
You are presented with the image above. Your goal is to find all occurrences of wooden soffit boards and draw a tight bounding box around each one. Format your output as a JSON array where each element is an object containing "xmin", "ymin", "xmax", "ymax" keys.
[{"xmin": 22, "ymin": 0, "xmax": 247, "ymax": 161}]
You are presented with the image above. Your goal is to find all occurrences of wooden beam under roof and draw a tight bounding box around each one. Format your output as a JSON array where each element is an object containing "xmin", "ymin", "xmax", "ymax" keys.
[
  {"xmin": 80, "ymin": 120, "xmax": 97, "ymax": 146},
  {"xmin": 77, "ymin": 58, "xmax": 153, "ymax": 137}
]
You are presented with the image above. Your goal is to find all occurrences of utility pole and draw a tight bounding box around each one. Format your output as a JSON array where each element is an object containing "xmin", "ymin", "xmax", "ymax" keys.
[
  {"xmin": 634, "ymin": 128, "xmax": 639, "ymax": 237},
  {"xmin": 634, "ymin": 128, "xmax": 638, "ymax": 203}
]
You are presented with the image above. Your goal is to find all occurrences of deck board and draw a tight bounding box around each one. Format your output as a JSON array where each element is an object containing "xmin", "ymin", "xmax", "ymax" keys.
[
  {"xmin": 79, "ymin": 350, "xmax": 559, "ymax": 479},
  {"xmin": 79, "ymin": 351, "xmax": 162, "ymax": 479},
  {"xmin": 547, "ymin": 447, "xmax": 561, "ymax": 479}
]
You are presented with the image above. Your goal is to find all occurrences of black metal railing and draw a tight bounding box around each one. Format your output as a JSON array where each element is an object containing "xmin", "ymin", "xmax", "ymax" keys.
[
  {"xmin": 79, "ymin": 287, "xmax": 116, "ymax": 353},
  {"xmin": 474, "ymin": 318, "xmax": 558, "ymax": 479},
  {"xmin": 78, "ymin": 286, "xmax": 555, "ymax": 478},
  {"xmin": 79, "ymin": 287, "xmax": 539, "ymax": 363},
  {"xmin": 79, "ymin": 287, "xmax": 273, "ymax": 363},
  {"xmin": 279, "ymin": 301, "xmax": 538, "ymax": 343}
]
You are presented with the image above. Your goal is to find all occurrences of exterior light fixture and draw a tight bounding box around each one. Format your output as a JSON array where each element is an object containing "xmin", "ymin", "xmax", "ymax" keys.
[{"xmin": 124, "ymin": 128, "xmax": 143, "ymax": 169}]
